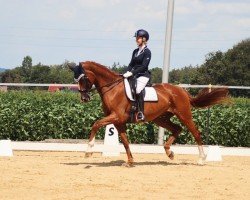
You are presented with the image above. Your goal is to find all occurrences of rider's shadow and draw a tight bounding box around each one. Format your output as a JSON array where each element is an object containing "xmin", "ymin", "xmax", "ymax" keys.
[{"xmin": 61, "ymin": 160, "xmax": 198, "ymax": 168}]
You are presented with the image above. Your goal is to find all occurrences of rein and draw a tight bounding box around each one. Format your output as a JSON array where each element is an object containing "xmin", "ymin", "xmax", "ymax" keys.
[
  {"xmin": 98, "ymin": 77, "xmax": 123, "ymax": 95},
  {"xmin": 80, "ymin": 75, "xmax": 123, "ymax": 95}
]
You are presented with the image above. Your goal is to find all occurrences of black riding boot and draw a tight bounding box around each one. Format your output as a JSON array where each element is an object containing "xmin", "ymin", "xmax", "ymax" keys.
[{"xmin": 136, "ymin": 92, "xmax": 145, "ymax": 121}]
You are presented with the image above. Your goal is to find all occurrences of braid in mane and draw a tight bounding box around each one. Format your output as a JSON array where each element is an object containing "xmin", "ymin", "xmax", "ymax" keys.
[{"xmin": 86, "ymin": 61, "xmax": 120, "ymax": 77}]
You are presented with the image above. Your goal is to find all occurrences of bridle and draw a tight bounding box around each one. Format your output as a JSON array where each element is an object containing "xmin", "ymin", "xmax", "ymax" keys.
[
  {"xmin": 74, "ymin": 72, "xmax": 92, "ymax": 102},
  {"xmin": 75, "ymin": 74, "xmax": 92, "ymax": 93},
  {"xmin": 75, "ymin": 67, "xmax": 123, "ymax": 100}
]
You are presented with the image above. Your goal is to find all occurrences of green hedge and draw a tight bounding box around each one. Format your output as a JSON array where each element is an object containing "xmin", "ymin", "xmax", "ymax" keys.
[{"xmin": 0, "ymin": 91, "xmax": 249, "ymax": 147}]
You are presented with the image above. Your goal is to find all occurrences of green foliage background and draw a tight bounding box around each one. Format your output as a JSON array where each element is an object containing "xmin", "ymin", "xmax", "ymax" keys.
[{"xmin": 0, "ymin": 91, "xmax": 249, "ymax": 147}]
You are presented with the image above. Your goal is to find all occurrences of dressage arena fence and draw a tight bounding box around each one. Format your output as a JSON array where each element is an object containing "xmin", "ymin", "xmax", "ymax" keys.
[{"xmin": 0, "ymin": 83, "xmax": 249, "ymax": 147}]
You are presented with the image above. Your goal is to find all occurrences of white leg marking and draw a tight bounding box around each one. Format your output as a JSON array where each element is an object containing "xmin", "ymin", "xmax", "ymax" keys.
[
  {"xmin": 86, "ymin": 137, "xmax": 95, "ymax": 153},
  {"xmin": 197, "ymin": 145, "xmax": 206, "ymax": 165}
]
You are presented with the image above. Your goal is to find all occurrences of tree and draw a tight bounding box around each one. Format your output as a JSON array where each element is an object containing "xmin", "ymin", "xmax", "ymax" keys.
[
  {"xmin": 47, "ymin": 64, "xmax": 73, "ymax": 84},
  {"xmin": 22, "ymin": 56, "xmax": 32, "ymax": 68},
  {"xmin": 110, "ymin": 62, "xmax": 127, "ymax": 74},
  {"xmin": 150, "ymin": 67, "xmax": 162, "ymax": 83},
  {"xmin": 0, "ymin": 68, "xmax": 22, "ymax": 83},
  {"xmin": 197, "ymin": 39, "xmax": 250, "ymax": 96},
  {"xmin": 30, "ymin": 63, "xmax": 50, "ymax": 83},
  {"xmin": 20, "ymin": 56, "xmax": 32, "ymax": 82}
]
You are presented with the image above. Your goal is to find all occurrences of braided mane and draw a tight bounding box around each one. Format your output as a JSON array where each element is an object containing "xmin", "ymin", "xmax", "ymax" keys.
[{"xmin": 84, "ymin": 61, "xmax": 119, "ymax": 78}]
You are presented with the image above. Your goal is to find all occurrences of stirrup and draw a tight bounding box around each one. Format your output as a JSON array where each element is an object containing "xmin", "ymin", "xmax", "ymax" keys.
[{"xmin": 136, "ymin": 111, "xmax": 145, "ymax": 121}]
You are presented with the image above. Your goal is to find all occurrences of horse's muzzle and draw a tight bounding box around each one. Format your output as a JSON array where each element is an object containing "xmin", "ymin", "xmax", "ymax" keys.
[{"xmin": 81, "ymin": 92, "xmax": 91, "ymax": 102}]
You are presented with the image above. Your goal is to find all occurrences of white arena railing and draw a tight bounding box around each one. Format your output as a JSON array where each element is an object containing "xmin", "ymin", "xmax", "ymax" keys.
[
  {"xmin": 178, "ymin": 84, "xmax": 250, "ymax": 90},
  {"xmin": 0, "ymin": 83, "xmax": 76, "ymax": 87},
  {"xmin": 0, "ymin": 82, "xmax": 250, "ymax": 90}
]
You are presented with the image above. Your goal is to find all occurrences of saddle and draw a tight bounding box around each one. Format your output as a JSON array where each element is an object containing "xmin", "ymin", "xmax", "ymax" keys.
[
  {"xmin": 125, "ymin": 77, "xmax": 158, "ymax": 122},
  {"xmin": 124, "ymin": 78, "xmax": 158, "ymax": 102}
]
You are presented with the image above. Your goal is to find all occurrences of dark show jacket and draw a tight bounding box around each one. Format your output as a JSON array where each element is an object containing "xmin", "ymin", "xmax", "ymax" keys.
[{"xmin": 126, "ymin": 46, "xmax": 151, "ymax": 78}]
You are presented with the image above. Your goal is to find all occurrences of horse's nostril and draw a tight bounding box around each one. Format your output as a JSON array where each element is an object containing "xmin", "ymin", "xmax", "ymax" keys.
[{"xmin": 81, "ymin": 96, "xmax": 90, "ymax": 103}]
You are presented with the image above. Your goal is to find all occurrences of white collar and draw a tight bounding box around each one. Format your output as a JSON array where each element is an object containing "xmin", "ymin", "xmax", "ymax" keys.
[
  {"xmin": 137, "ymin": 45, "xmax": 147, "ymax": 56},
  {"xmin": 138, "ymin": 44, "xmax": 146, "ymax": 51}
]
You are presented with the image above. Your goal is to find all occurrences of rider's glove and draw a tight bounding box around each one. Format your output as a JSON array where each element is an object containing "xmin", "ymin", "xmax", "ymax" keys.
[{"xmin": 123, "ymin": 71, "xmax": 133, "ymax": 78}]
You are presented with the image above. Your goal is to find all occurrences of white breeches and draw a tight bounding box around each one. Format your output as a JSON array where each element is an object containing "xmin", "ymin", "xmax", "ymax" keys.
[{"xmin": 136, "ymin": 76, "xmax": 150, "ymax": 94}]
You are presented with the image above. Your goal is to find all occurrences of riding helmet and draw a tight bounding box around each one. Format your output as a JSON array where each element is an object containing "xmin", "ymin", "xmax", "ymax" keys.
[{"xmin": 134, "ymin": 29, "xmax": 149, "ymax": 41}]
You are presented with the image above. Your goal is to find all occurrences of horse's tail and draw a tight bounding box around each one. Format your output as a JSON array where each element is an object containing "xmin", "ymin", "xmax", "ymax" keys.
[{"xmin": 189, "ymin": 88, "xmax": 230, "ymax": 108}]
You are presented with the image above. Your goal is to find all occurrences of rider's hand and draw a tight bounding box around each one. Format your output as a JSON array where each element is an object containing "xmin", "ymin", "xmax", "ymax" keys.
[{"xmin": 123, "ymin": 71, "xmax": 133, "ymax": 78}]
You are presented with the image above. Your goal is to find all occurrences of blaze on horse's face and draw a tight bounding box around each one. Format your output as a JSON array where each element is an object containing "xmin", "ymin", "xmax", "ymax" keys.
[{"xmin": 71, "ymin": 64, "xmax": 91, "ymax": 102}]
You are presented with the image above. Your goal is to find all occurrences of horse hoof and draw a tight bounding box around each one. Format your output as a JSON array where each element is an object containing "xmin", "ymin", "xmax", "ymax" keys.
[
  {"xmin": 85, "ymin": 152, "xmax": 93, "ymax": 158},
  {"xmin": 122, "ymin": 162, "xmax": 134, "ymax": 168},
  {"xmin": 168, "ymin": 151, "xmax": 174, "ymax": 160},
  {"xmin": 197, "ymin": 158, "xmax": 205, "ymax": 166}
]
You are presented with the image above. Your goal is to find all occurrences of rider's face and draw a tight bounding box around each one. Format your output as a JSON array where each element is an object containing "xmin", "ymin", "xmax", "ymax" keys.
[{"xmin": 136, "ymin": 37, "xmax": 143, "ymax": 46}]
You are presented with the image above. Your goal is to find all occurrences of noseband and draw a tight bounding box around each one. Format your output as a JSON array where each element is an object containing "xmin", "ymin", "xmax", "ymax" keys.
[
  {"xmin": 73, "ymin": 64, "xmax": 92, "ymax": 96},
  {"xmin": 77, "ymin": 75, "xmax": 91, "ymax": 93}
]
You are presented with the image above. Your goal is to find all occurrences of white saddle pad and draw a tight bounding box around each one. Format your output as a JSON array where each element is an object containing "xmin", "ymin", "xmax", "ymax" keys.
[{"xmin": 124, "ymin": 79, "xmax": 158, "ymax": 102}]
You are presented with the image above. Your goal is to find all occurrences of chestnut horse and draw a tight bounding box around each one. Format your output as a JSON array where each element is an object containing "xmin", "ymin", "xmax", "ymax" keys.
[{"xmin": 69, "ymin": 61, "xmax": 229, "ymax": 166}]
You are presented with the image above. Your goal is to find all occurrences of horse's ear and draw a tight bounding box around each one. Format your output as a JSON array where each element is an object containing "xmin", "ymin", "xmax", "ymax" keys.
[{"xmin": 67, "ymin": 62, "xmax": 77, "ymax": 71}]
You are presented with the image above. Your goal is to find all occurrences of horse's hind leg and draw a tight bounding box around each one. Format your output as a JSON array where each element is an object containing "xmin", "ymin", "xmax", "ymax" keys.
[
  {"xmin": 153, "ymin": 112, "xmax": 182, "ymax": 160},
  {"xmin": 175, "ymin": 112, "xmax": 206, "ymax": 165}
]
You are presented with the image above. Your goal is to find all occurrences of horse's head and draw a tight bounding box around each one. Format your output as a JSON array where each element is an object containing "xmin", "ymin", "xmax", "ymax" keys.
[{"xmin": 68, "ymin": 62, "xmax": 93, "ymax": 102}]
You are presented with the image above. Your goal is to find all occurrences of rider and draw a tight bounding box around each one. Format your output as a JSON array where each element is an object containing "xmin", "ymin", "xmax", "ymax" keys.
[{"xmin": 123, "ymin": 29, "xmax": 151, "ymax": 121}]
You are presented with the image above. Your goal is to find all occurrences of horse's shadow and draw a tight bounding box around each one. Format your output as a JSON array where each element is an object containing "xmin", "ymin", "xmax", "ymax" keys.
[{"xmin": 61, "ymin": 160, "xmax": 199, "ymax": 168}]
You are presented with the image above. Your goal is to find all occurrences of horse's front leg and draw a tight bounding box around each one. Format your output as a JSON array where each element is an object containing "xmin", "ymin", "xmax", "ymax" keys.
[
  {"xmin": 115, "ymin": 125, "xmax": 134, "ymax": 167},
  {"xmin": 85, "ymin": 113, "xmax": 118, "ymax": 158}
]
